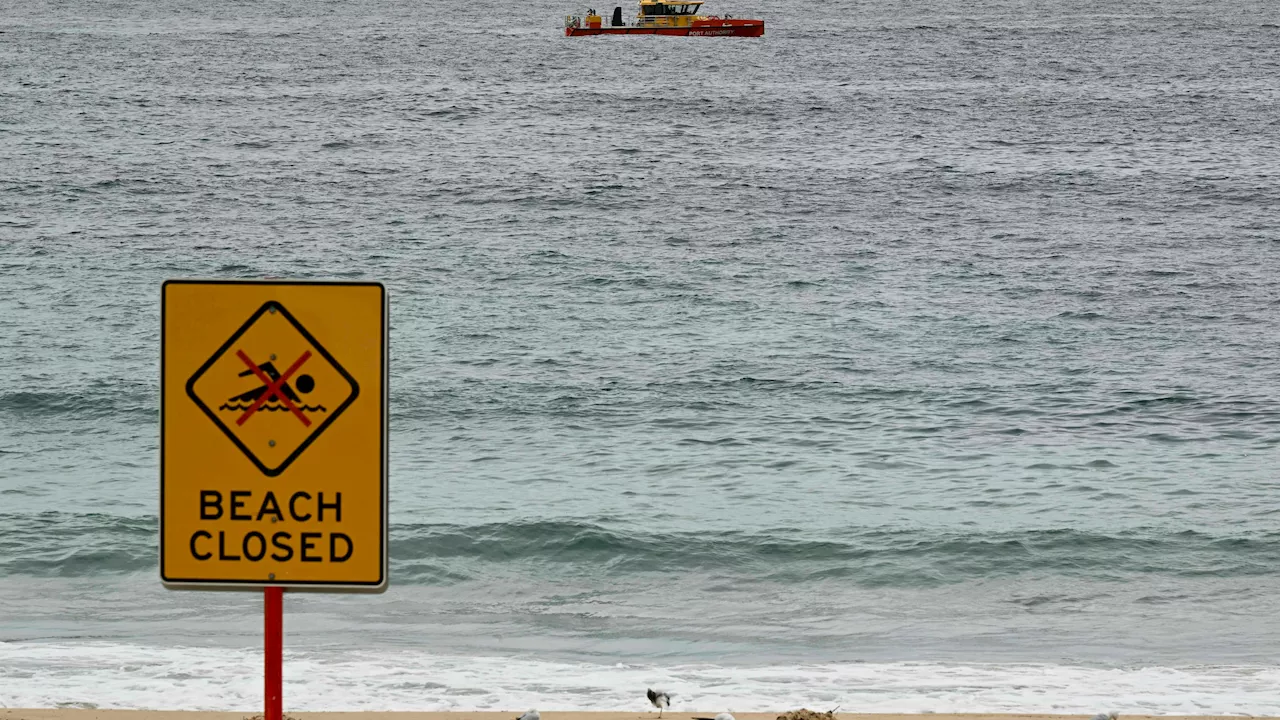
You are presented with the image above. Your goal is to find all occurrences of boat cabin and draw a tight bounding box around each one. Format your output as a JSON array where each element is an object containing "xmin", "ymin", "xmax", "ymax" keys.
[{"xmin": 636, "ymin": 0, "xmax": 704, "ymax": 25}]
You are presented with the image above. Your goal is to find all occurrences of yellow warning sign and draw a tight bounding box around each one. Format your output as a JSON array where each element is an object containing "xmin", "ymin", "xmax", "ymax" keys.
[{"xmin": 161, "ymin": 280, "xmax": 387, "ymax": 592}]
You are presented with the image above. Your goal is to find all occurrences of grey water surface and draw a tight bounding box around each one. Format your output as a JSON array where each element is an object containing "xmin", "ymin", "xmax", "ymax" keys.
[{"xmin": 3, "ymin": 0, "xmax": 1280, "ymax": 707}]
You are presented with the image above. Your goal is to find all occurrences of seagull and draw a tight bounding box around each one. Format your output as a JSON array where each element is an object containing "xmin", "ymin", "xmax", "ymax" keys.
[
  {"xmin": 694, "ymin": 714, "xmax": 735, "ymax": 720},
  {"xmin": 515, "ymin": 711, "xmax": 540, "ymax": 720},
  {"xmin": 1090, "ymin": 713, "xmax": 1118, "ymax": 720},
  {"xmin": 647, "ymin": 688, "xmax": 673, "ymax": 718}
]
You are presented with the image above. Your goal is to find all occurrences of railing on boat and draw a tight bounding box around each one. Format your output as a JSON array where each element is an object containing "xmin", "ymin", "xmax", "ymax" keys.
[{"xmin": 565, "ymin": 13, "xmax": 736, "ymax": 27}]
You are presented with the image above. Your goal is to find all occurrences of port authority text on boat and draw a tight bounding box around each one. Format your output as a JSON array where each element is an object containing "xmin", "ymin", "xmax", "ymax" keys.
[{"xmin": 187, "ymin": 489, "xmax": 354, "ymax": 562}]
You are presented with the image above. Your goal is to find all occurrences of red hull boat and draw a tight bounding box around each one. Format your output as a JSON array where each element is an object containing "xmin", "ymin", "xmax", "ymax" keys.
[
  {"xmin": 566, "ymin": 1, "xmax": 763, "ymax": 36},
  {"xmin": 566, "ymin": 19, "xmax": 763, "ymax": 36}
]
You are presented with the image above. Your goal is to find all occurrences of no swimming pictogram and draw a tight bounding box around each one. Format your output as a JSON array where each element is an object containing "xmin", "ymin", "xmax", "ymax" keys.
[
  {"xmin": 230, "ymin": 349, "xmax": 316, "ymax": 427},
  {"xmin": 186, "ymin": 301, "xmax": 359, "ymax": 478}
]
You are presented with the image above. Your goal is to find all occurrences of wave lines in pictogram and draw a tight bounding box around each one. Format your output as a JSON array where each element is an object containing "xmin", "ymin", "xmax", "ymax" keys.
[{"xmin": 218, "ymin": 403, "xmax": 328, "ymax": 412}]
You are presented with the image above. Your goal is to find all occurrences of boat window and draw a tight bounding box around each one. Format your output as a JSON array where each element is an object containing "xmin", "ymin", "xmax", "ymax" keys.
[{"xmin": 642, "ymin": 2, "xmax": 695, "ymax": 13}]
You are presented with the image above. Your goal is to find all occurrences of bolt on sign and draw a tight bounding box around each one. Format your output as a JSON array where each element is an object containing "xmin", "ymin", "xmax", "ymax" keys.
[{"xmin": 161, "ymin": 280, "xmax": 387, "ymax": 592}]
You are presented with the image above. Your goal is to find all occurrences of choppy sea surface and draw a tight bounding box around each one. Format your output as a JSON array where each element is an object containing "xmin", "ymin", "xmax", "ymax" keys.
[{"xmin": 3, "ymin": 0, "xmax": 1280, "ymax": 712}]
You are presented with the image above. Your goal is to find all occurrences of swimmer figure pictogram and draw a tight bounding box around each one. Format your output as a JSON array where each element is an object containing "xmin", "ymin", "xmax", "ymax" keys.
[{"xmin": 219, "ymin": 359, "xmax": 327, "ymax": 418}]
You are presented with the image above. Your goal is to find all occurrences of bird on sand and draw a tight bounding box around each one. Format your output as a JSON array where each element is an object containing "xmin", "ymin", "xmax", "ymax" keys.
[
  {"xmin": 1090, "ymin": 713, "xmax": 1118, "ymax": 720},
  {"xmin": 647, "ymin": 689, "xmax": 673, "ymax": 718},
  {"xmin": 694, "ymin": 714, "xmax": 736, "ymax": 720},
  {"xmin": 515, "ymin": 711, "xmax": 540, "ymax": 720}
]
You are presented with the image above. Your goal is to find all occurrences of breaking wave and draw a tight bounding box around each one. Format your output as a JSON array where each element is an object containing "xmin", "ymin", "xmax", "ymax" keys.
[{"xmin": 4, "ymin": 513, "xmax": 1279, "ymax": 585}]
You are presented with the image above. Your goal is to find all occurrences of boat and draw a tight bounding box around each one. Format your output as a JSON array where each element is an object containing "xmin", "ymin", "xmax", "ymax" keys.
[{"xmin": 565, "ymin": 0, "xmax": 763, "ymax": 37}]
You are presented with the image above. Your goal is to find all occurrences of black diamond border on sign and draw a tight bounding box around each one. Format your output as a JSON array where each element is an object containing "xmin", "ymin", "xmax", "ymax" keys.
[{"xmin": 185, "ymin": 300, "xmax": 361, "ymax": 478}]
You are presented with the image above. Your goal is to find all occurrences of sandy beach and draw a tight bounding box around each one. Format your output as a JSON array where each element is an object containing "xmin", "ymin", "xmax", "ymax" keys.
[{"xmin": 0, "ymin": 712, "xmax": 1266, "ymax": 720}]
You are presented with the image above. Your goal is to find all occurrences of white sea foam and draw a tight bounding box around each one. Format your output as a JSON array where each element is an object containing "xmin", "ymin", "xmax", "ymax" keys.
[{"xmin": 2, "ymin": 641, "xmax": 1279, "ymax": 714}]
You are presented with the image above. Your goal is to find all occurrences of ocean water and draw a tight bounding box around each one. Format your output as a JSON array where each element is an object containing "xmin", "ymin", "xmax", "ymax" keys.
[{"xmin": 3, "ymin": 0, "xmax": 1280, "ymax": 712}]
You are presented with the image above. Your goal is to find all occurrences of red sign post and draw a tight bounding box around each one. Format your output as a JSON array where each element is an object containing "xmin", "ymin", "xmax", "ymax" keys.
[{"xmin": 265, "ymin": 587, "xmax": 283, "ymax": 720}]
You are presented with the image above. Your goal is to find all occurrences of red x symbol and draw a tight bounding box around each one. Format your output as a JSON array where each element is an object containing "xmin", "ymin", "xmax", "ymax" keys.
[{"xmin": 235, "ymin": 349, "xmax": 313, "ymax": 427}]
